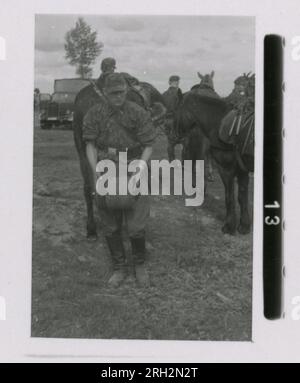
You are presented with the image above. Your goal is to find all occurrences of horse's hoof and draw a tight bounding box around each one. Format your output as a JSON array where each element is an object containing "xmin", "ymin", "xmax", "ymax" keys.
[
  {"xmin": 222, "ymin": 223, "xmax": 236, "ymax": 235},
  {"xmin": 238, "ymin": 224, "xmax": 251, "ymax": 235},
  {"xmin": 87, "ymin": 232, "xmax": 98, "ymax": 241}
]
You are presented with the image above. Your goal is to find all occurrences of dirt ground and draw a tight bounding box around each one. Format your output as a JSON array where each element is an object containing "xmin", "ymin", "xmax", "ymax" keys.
[{"xmin": 31, "ymin": 125, "xmax": 253, "ymax": 341}]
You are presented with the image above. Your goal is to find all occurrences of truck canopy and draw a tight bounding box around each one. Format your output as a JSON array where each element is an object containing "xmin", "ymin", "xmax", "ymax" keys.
[{"xmin": 54, "ymin": 78, "xmax": 92, "ymax": 94}]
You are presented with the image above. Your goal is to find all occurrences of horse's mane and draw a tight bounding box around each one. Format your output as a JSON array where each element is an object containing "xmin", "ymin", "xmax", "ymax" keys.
[
  {"xmin": 139, "ymin": 81, "xmax": 166, "ymax": 105},
  {"xmin": 139, "ymin": 81, "xmax": 155, "ymax": 90},
  {"xmin": 184, "ymin": 91, "xmax": 227, "ymax": 110},
  {"xmin": 190, "ymin": 83, "xmax": 214, "ymax": 92}
]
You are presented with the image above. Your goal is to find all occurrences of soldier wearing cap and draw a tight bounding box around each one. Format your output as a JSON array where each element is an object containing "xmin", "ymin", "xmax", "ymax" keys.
[
  {"xmin": 162, "ymin": 75, "xmax": 182, "ymax": 115},
  {"xmin": 82, "ymin": 73, "xmax": 157, "ymax": 288},
  {"xmin": 96, "ymin": 57, "xmax": 140, "ymax": 94},
  {"xmin": 162, "ymin": 75, "xmax": 183, "ymax": 161},
  {"xmin": 96, "ymin": 57, "xmax": 117, "ymax": 91},
  {"xmin": 34, "ymin": 88, "xmax": 41, "ymax": 128}
]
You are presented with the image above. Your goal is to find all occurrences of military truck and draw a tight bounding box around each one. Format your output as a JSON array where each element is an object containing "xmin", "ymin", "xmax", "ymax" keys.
[
  {"xmin": 40, "ymin": 78, "xmax": 91, "ymax": 129},
  {"xmin": 39, "ymin": 93, "xmax": 51, "ymax": 111}
]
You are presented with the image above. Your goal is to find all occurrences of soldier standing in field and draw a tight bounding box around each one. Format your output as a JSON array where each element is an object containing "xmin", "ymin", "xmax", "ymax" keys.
[
  {"xmin": 82, "ymin": 73, "xmax": 157, "ymax": 288},
  {"xmin": 34, "ymin": 88, "xmax": 41, "ymax": 128},
  {"xmin": 96, "ymin": 57, "xmax": 117, "ymax": 91},
  {"xmin": 163, "ymin": 75, "xmax": 183, "ymax": 113},
  {"xmin": 162, "ymin": 75, "xmax": 183, "ymax": 161},
  {"xmin": 96, "ymin": 57, "xmax": 140, "ymax": 93}
]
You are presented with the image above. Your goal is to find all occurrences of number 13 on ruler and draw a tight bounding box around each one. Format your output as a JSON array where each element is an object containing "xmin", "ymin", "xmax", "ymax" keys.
[{"xmin": 265, "ymin": 201, "xmax": 280, "ymax": 225}]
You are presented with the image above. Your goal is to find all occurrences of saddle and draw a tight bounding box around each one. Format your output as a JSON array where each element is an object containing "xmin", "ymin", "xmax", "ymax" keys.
[{"xmin": 219, "ymin": 109, "xmax": 254, "ymax": 157}]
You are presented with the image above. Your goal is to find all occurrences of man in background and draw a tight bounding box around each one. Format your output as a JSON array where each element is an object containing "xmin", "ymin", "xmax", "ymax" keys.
[
  {"xmin": 96, "ymin": 57, "xmax": 140, "ymax": 94},
  {"xmin": 162, "ymin": 75, "xmax": 183, "ymax": 114},
  {"xmin": 96, "ymin": 57, "xmax": 117, "ymax": 91},
  {"xmin": 34, "ymin": 88, "xmax": 41, "ymax": 128},
  {"xmin": 162, "ymin": 75, "xmax": 183, "ymax": 161}
]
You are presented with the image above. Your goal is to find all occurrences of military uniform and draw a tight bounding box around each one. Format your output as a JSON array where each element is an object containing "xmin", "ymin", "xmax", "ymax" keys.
[
  {"xmin": 162, "ymin": 86, "xmax": 183, "ymax": 116},
  {"xmin": 83, "ymin": 94, "xmax": 157, "ymax": 286},
  {"xmin": 83, "ymin": 99, "xmax": 156, "ymax": 162},
  {"xmin": 162, "ymin": 77, "xmax": 183, "ymax": 160},
  {"xmin": 34, "ymin": 90, "xmax": 40, "ymax": 128},
  {"xmin": 97, "ymin": 57, "xmax": 140, "ymax": 94},
  {"xmin": 96, "ymin": 73, "xmax": 109, "ymax": 91},
  {"xmin": 95, "ymin": 57, "xmax": 117, "ymax": 91}
]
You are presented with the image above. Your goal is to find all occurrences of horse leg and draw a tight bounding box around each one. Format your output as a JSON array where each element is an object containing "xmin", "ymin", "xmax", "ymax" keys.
[
  {"xmin": 189, "ymin": 139, "xmax": 197, "ymax": 189},
  {"xmin": 198, "ymin": 133, "xmax": 209, "ymax": 193},
  {"xmin": 73, "ymin": 109, "xmax": 98, "ymax": 240},
  {"xmin": 206, "ymin": 151, "xmax": 214, "ymax": 182},
  {"xmin": 237, "ymin": 170, "xmax": 251, "ymax": 234},
  {"xmin": 218, "ymin": 166, "xmax": 236, "ymax": 234},
  {"xmin": 79, "ymin": 155, "xmax": 98, "ymax": 240},
  {"xmin": 167, "ymin": 138, "xmax": 176, "ymax": 162}
]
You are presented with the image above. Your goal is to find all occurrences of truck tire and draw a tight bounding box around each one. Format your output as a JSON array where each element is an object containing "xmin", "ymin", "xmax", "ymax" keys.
[{"xmin": 40, "ymin": 121, "xmax": 52, "ymax": 130}]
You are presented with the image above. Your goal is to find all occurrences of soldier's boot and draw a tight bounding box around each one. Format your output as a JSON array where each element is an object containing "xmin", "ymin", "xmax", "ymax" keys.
[
  {"xmin": 130, "ymin": 236, "xmax": 150, "ymax": 287},
  {"xmin": 105, "ymin": 234, "xmax": 127, "ymax": 288}
]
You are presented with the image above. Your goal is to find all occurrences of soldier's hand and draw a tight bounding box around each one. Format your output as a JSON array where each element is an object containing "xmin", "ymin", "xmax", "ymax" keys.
[{"xmin": 128, "ymin": 160, "xmax": 147, "ymax": 195}]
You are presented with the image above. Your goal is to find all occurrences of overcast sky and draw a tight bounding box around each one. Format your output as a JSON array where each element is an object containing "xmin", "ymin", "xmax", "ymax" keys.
[{"xmin": 35, "ymin": 15, "xmax": 255, "ymax": 96}]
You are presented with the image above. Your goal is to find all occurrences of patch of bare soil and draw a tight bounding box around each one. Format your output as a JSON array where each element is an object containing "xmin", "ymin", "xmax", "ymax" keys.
[{"xmin": 32, "ymin": 128, "xmax": 253, "ymax": 340}]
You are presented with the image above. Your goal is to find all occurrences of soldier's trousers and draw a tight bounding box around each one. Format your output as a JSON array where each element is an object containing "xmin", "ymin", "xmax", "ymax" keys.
[{"xmin": 96, "ymin": 195, "xmax": 150, "ymax": 238}]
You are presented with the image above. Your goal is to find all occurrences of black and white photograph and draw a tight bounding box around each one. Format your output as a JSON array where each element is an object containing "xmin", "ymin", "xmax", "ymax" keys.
[{"xmin": 32, "ymin": 14, "xmax": 255, "ymax": 341}]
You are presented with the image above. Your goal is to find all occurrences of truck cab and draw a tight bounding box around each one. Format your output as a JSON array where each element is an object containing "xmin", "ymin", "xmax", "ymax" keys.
[{"xmin": 40, "ymin": 78, "xmax": 91, "ymax": 129}]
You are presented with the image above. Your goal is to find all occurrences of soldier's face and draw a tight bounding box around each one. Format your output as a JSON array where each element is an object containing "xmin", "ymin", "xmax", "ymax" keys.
[
  {"xmin": 105, "ymin": 89, "xmax": 127, "ymax": 107},
  {"xmin": 170, "ymin": 81, "xmax": 179, "ymax": 89},
  {"xmin": 107, "ymin": 66, "xmax": 116, "ymax": 74}
]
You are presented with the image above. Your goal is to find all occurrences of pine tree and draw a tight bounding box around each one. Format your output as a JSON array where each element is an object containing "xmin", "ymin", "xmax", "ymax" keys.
[{"xmin": 64, "ymin": 17, "xmax": 103, "ymax": 78}]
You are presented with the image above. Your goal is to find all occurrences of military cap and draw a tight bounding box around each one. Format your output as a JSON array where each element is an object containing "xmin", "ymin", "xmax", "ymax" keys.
[
  {"xmin": 169, "ymin": 75, "xmax": 180, "ymax": 82},
  {"xmin": 101, "ymin": 57, "xmax": 116, "ymax": 72},
  {"xmin": 104, "ymin": 73, "xmax": 127, "ymax": 93}
]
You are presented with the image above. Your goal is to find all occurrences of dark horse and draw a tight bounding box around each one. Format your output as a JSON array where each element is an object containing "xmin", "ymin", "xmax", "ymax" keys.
[
  {"xmin": 73, "ymin": 76, "xmax": 166, "ymax": 239},
  {"xmin": 166, "ymin": 72, "xmax": 216, "ymax": 180},
  {"xmin": 176, "ymin": 72, "xmax": 254, "ymax": 235}
]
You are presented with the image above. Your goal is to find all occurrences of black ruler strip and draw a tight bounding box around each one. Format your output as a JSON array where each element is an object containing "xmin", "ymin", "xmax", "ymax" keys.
[{"xmin": 263, "ymin": 35, "xmax": 284, "ymax": 319}]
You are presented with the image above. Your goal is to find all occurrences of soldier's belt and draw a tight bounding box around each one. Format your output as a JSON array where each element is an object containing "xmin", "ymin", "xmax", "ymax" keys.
[
  {"xmin": 107, "ymin": 146, "xmax": 143, "ymax": 159},
  {"xmin": 165, "ymin": 112, "xmax": 175, "ymax": 119}
]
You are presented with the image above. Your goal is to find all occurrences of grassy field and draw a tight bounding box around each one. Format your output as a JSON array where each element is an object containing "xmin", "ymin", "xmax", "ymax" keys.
[{"xmin": 32, "ymin": 126, "xmax": 253, "ymax": 341}]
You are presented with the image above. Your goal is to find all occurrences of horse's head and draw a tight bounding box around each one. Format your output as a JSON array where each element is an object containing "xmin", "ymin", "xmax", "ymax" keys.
[
  {"xmin": 197, "ymin": 71, "xmax": 215, "ymax": 90},
  {"xmin": 245, "ymin": 73, "xmax": 255, "ymax": 99},
  {"xmin": 234, "ymin": 72, "xmax": 255, "ymax": 97}
]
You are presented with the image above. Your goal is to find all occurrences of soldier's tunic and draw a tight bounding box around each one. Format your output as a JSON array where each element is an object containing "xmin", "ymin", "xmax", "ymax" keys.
[
  {"xmin": 162, "ymin": 87, "xmax": 183, "ymax": 143},
  {"xmin": 96, "ymin": 73, "xmax": 109, "ymax": 91},
  {"xmin": 34, "ymin": 92, "xmax": 40, "ymax": 128},
  {"xmin": 82, "ymin": 99, "xmax": 157, "ymax": 238},
  {"xmin": 162, "ymin": 86, "xmax": 183, "ymax": 116}
]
